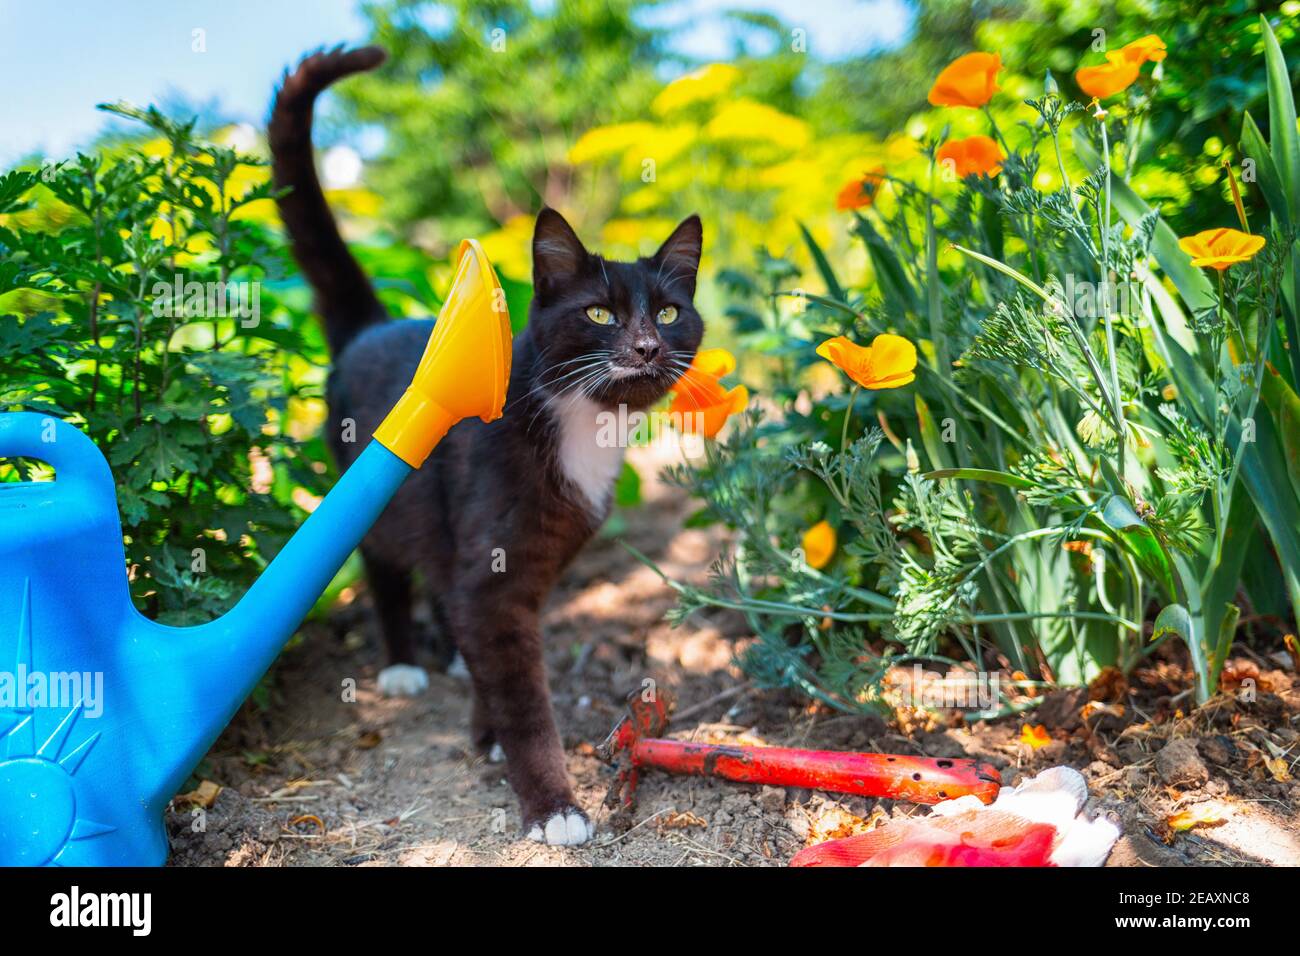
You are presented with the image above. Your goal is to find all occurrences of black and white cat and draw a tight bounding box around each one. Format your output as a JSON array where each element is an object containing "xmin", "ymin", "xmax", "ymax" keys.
[{"xmin": 269, "ymin": 47, "xmax": 704, "ymax": 844}]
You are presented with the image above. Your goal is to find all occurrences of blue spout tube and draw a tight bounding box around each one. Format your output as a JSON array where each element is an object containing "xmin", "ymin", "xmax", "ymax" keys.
[{"xmin": 144, "ymin": 440, "xmax": 414, "ymax": 808}]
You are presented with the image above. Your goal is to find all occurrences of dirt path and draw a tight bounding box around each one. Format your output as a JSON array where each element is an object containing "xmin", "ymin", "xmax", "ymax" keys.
[{"xmin": 166, "ymin": 446, "xmax": 1300, "ymax": 867}]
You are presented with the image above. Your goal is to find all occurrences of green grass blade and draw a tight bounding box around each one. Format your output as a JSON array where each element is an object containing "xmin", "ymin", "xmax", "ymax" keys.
[
  {"xmin": 1241, "ymin": 110, "xmax": 1291, "ymax": 232},
  {"xmin": 925, "ymin": 467, "xmax": 1035, "ymax": 490},
  {"xmin": 951, "ymin": 243, "xmax": 1051, "ymax": 301},
  {"xmin": 1260, "ymin": 14, "xmax": 1300, "ymax": 226},
  {"xmin": 797, "ymin": 220, "xmax": 846, "ymax": 303}
]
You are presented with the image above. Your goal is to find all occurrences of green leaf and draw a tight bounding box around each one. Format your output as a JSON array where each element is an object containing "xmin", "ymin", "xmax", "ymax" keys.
[
  {"xmin": 1199, "ymin": 479, "xmax": 1254, "ymax": 695},
  {"xmin": 851, "ymin": 213, "xmax": 919, "ymax": 316},
  {"xmin": 1234, "ymin": 412, "xmax": 1300, "ymax": 622},
  {"xmin": 1098, "ymin": 496, "xmax": 1177, "ymax": 600},
  {"xmin": 0, "ymin": 169, "xmax": 39, "ymax": 215},
  {"xmin": 924, "ymin": 467, "xmax": 1035, "ymax": 490},
  {"xmin": 498, "ymin": 272, "xmax": 533, "ymax": 334},
  {"xmin": 797, "ymin": 221, "xmax": 845, "ymax": 303},
  {"xmin": 614, "ymin": 460, "xmax": 641, "ymax": 507},
  {"xmin": 951, "ymin": 243, "xmax": 1051, "ymax": 302},
  {"xmin": 1259, "ymin": 362, "xmax": 1300, "ymax": 503},
  {"xmin": 780, "ymin": 290, "xmax": 860, "ymax": 319},
  {"xmin": 1260, "ymin": 14, "xmax": 1300, "ymax": 227},
  {"xmin": 915, "ymin": 395, "xmax": 953, "ymax": 471},
  {"xmin": 1241, "ymin": 111, "xmax": 1291, "ymax": 232},
  {"xmin": 1151, "ymin": 602, "xmax": 1193, "ymax": 644},
  {"xmin": 109, "ymin": 424, "xmax": 201, "ymax": 484}
]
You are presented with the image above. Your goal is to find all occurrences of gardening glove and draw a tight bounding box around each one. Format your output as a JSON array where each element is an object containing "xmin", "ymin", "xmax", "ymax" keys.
[{"xmin": 790, "ymin": 766, "xmax": 1120, "ymax": 867}]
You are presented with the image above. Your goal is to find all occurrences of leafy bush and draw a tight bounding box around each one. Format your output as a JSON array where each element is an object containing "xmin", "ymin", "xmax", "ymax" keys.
[
  {"xmin": 666, "ymin": 17, "xmax": 1300, "ymax": 712},
  {"xmin": 0, "ymin": 106, "xmax": 329, "ymax": 624}
]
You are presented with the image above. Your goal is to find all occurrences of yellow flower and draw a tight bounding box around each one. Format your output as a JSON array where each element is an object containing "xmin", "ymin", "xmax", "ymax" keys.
[
  {"xmin": 928, "ymin": 52, "xmax": 1002, "ymax": 108},
  {"xmin": 1075, "ymin": 53, "xmax": 1141, "ymax": 99},
  {"xmin": 568, "ymin": 122, "xmax": 657, "ymax": 164},
  {"xmin": 1019, "ymin": 724, "xmax": 1052, "ymax": 749},
  {"xmin": 668, "ymin": 348, "xmax": 749, "ymax": 439},
  {"xmin": 816, "ymin": 334, "xmax": 917, "ymax": 390},
  {"xmin": 802, "ymin": 520, "xmax": 837, "ymax": 569},
  {"xmin": 835, "ymin": 167, "xmax": 886, "ymax": 210},
  {"xmin": 652, "ymin": 63, "xmax": 742, "ymax": 115},
  {"xmin": 936, "ymin": 135, "xmax": 1004, "ymax": 178},
  {"xmin": 1118, "ymin": 34, "xmax": 1167, "ymax": 65},
  {"xmin": 705, "ymin": 99, "xmax": 809, "ymax": 150},
  {"xmin": 1177, "ymin": 228, "xmax": 1267, "ymax": 270}
]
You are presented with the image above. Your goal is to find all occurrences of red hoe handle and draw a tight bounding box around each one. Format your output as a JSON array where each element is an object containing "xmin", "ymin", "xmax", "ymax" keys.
[
  {"xmin": 630, "ymin": 739, "xmax": 1000, "ymax": 804},
  {"xmin": 598, "ymin": 690, "xmax": 1001, "ymax": 812}
]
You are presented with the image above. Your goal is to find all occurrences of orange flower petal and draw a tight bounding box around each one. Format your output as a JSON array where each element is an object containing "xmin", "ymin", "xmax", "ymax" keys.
[
  {"xmin": 802, "ymin": 520, "xmax": 837, "ymax": 569},
  {"xmin": 669, "ymin": 351, "xmax": 746, "ymax": 438},
  {"xmin": 816, "ymin": 335, "xmax": 864, "ymax": 369},
  {"xmin": 868, "ymin": 370, "xmax": 917, "ymax": 390},
  {"xmin": 937, "ymin": 135, "xmax": 1004, "ymax": 178},
  {"xmin": 1075, "ymin": 55, "xmax": 1140, "ymax": 99},
  {"xmin": 1119, "ymin": 34, "xmax": 1167, "ymax": 65},
  {"xmin": 1178, "ymin": 227, "xmax": 1266, "ymax": 270},
  {"xmin": 727, "ymin": 384, "xmax": 750, "ymax": 415},
  {"xmin": 928, "ymin": 52, "xmax": 1002, "ymax": 108},
  {"xmin": 694, "ymin": 347, "xmax": 736, "ymax": 379},
  {"xmin": 835, "ymin": 167, "xmax": 885, "ymax": 211},
  {"xmin": 1019, "ymin": 724, "xmax": 1052, "ymax": 749},
  {"xmin": 817, "ymin": 333, "xmax": 918, "ymax": 390}
]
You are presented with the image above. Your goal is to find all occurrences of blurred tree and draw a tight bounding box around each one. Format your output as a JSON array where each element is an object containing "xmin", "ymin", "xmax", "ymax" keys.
[{"xmin": 337, "ymin": 0, "xmax": 671, "ymax": 249}]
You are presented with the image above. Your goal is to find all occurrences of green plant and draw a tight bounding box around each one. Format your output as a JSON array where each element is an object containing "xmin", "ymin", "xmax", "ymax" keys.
[
  {"xmin": 662, "ymin": 18, "xmax": 1298, "ymax": 711},
  {"xmin": 0, "ymin": 105, "xmax": 328, "ymax": 624}
]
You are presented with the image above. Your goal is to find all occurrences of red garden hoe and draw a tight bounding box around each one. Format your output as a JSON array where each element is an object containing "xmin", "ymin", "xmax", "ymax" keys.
[{"xmin": 597, "ymin": 689, "xmax": 1002, "ymax": 817}]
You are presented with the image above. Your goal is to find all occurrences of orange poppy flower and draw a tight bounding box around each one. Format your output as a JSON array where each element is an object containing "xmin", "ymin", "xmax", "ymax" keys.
[
  {"xmin": 1177, "ymin": 228, "xmax": 1266, "ymax": 270},
  {"xmin": 668, "ymin": 347, "xmax": 749, "ymax": 439},
  {"xmin": 1118, "ymin": 34, "xmax": 1167, "ymax": 65},
  {"xmin": 835, "ymin": 166, "xmax": 885, "ymax": 211},
  {"xmin": 1075, "ymin": 53, "xmax": 1140, "ymax": 99},
  {"xmin": 928, "ymin": 51, "xmax": 1002, "ymax": 108},
  {"xmin": 936, "ymin": 135, "xmax": 1004, "ymax": 178},
  {"xmin": 802, "ymin": 520, "xmax": 837, "ymax": 569},
  {"xmin": 816, "ymin": 334, "xmax": 917, "ymax": 390},
  {"xmin": 1019, "ymin": 724, "xmax": 1052, "ymax": 749}
]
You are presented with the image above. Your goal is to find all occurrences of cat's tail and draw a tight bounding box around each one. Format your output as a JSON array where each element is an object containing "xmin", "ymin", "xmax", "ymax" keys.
[{"xmin": 269, "ymin": 45, "xmax": 388, "ymax": 355}]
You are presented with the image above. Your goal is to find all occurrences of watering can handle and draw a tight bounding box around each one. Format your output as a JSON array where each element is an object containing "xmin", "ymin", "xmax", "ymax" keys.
[{"xmin": 0, "ymin": 412, "xmax": 120, "ymax": 519}]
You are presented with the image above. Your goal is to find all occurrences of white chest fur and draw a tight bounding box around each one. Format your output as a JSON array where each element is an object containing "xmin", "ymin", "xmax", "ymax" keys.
[{"xmin": 549, "ymin": 394, "xmax": 625, "ymax": 515}]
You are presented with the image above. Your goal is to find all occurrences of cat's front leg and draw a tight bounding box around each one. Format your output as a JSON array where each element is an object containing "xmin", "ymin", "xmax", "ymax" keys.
[{"xmin": 460, "ymin": 620, "xmax": 593, "ymax": 846}]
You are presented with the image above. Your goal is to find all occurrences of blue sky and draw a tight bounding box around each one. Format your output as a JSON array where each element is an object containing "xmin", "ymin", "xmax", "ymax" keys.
[{"xmin": 0, "ymin": 0, "xmax": 912, "ymax": 166}]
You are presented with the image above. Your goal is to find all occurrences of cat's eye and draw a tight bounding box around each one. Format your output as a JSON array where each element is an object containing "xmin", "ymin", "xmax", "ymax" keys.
[
  {"xmin": 586, "ymin": 305, "xmax": 615, "ymax": 325},
  {"xmin": 657, "ymin": 305, "xmax": 679, "ymax": 325}
]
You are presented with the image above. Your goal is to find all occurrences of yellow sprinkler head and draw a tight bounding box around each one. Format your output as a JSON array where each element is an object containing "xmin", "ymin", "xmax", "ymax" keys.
[{"xmin": 374, "ymin": 239, "xmax": 513, "ymax": 467}]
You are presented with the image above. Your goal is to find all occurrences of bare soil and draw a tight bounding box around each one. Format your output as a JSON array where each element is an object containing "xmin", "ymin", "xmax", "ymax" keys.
[{"xmin": 166, "ymin": 447, "xmax": 1300, "ymax": 867}]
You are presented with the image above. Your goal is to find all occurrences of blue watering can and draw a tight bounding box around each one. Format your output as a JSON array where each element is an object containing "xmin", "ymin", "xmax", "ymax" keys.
[{"xmin": 0, "ymin": 240, "xmax": 511, "ymax": 866}]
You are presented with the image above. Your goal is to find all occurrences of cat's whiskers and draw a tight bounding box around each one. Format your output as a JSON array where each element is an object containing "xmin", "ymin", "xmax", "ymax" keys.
[
  {"xmin": 516, "ymin": 352, "xmax": 614, "ymax": 408},
  {"xmin": 524, "ymin": 358, "xmax": 615, "ymax": 435}
]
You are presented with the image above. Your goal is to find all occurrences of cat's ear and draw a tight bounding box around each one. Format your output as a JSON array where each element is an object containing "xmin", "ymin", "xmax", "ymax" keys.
[
  {"xmin": 532, "ymin": 207, "xmax": 589, "ymax": 291},
  {"xmin": 653, "ymin": 214, "xmax": 703, "ymax": 298}
]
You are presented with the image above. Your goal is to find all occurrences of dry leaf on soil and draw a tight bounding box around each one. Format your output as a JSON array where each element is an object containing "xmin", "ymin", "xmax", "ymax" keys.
[{"xmin": 174, "ymin": 780, "xmax": 222, "ymax": 809}]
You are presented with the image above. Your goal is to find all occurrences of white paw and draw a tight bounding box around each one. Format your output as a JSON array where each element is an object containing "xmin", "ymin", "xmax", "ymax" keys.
[
  {"xmin": 526, "ymin": 809, "xmax": 594, "ymax": 846},
  {"xmin": 487, "ymin": 743, "xmax": 506, "ymax": 764},
  {"xmin": 377, "ymin": 664, "xmax": 428, "ymax": 697},
  {"xmin": 446, "ymin": 653, "xmax": 470, "ymax": 680}
]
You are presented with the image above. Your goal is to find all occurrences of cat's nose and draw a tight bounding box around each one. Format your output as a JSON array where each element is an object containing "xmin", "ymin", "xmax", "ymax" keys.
[{"xmin": 633, "ymin": 339, "xmax": 661, "ymax": 362}]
